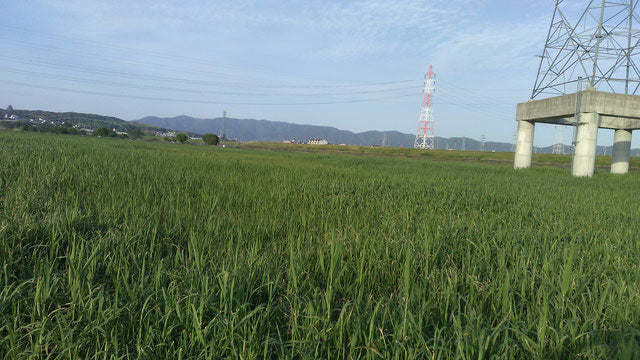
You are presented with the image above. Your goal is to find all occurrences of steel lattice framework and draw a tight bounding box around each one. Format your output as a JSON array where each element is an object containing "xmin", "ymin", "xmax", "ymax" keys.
[
  {"xmin": 532, "ymin": 0, "xmax": 640, "ymax": 99},
  {"xmin": 414, "ymin": 65, "xmax": 435, "ymax": 149},
  {"xmin": 553, "ymin": 125, "xmax": 566, "ymax": 154}
]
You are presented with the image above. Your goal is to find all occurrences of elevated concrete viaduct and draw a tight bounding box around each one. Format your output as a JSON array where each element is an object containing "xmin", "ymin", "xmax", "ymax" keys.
[{"xmin": 515, "ymin": 87, "xmax": 640, "ymax": 177}]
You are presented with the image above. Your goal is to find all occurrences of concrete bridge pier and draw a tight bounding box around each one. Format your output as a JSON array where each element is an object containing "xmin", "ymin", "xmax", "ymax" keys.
[
  {"xmin": 611, "ymin": 129, "xmax": 632, "ymax": 174},
  {"xmin": 572, "ymin": 113, "xmax": 600, "ymax": 177},
  {"xmin": 514, "ymin": 120, "xmax": 535, "ymax": 169},
  {"xmin": 515, "ymin": 88, "xmax": 640, "ymax": 176}
]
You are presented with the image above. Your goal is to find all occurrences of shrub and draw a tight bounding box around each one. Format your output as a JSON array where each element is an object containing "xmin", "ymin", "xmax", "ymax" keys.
[
  {"xmin": 94, "ymin": 127, "xmax": 111, "ymax": 137},
  {"xmin": 202, "ymin": 133, "xmax": 219, "ymax": 146},
  {"xmin": 127, "ymin": 128, "xmax": 144, "ymax": 139},
  {"xmin": 176, "ymin": 133, "xmax": 188, "ymax": 143}
]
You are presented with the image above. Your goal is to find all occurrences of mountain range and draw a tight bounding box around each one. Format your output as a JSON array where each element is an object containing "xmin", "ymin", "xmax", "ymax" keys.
[
  {"xmin": 3, "ymin": 107, "xmax": 635, "ymax": 155},
  {"xmin": 136, "ymin": 115, "xmax": 514, "ymax": 151},
  {"xmin": 136, "ymin": 114, "xmax": 636, "ymax": 154}
]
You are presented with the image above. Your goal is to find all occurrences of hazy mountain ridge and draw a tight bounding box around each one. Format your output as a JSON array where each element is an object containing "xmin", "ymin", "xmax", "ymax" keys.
[
  {"xmin": 3, "ymin": 108, "xmax": 634, "ymax": 154},
  {"xmin": 137, "ymin": 115, "xmax": 619, "ymax": 153},
  {"xmin": 0, "ymin": 108, "xmax": 171, "ymax": 133},
  {"xmin": 136, "ymin": 115, "xmax": 494, "ymax": 149},
  {"xmin": 136, "ymin": 115, "xmax": 415, "ymax": 146}
]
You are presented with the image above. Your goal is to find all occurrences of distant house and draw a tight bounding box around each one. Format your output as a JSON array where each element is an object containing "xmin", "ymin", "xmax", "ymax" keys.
[
  {"xmin": 283, "ymin": 139, "xmax": 297, "ymax": 144},
  {"xmin": 308, "ymin": 138, "xmax": 328, "ymax": 145},
  {"xmin": 153, "ymin": 130, "xmax": 177, "ymax": 137}
]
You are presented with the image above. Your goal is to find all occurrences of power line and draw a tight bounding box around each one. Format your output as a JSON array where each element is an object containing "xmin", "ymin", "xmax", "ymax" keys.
[
  {"xmin": 0, "ymin": 24, "xmax": 259, "ymax": 70},
  {"xmin": 435, "ymin": 91, "xmax": 514, "ymax": 118},
  {"xmin": 438, "ymin": 87, "xmax": 515, "ymax": 113},
  {"xmin": 0, "ymin": 79, "xmax": 419, "ymax": 106},
  {"xmin": 0, "ymin": 65, "xmax": 421, "ymax": 97},
  {"xmin": 0, "ymin": 54, "xmax": 420, "ymax": 89},
  {"xmin": 437, "ymin": 82, "xmax": 517, "ymax": 112},
  {"xmin": 0, "ymin": 57, "xmax": 515, "ymax": 118},
  {"xmin": 0, "ymin": 37, "xmax": 252, "ymax": 82},
  {"xmin": 0, "ymin": 25, "xmax": 423, "ymax": 90},
  {"xmin": 0, "ymin": 23, "xmax": 522, "ymax": 122},
  {"xmin": 438, "ymin": 78, "xmax": 526, "ymax": 99}
]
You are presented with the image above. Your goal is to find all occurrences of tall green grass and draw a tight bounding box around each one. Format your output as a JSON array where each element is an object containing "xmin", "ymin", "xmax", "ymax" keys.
[
  {"xmin": 239, "ymin": 141, "xmax": 633, "ymax": 167},
  {"xmin": 0, "ymin": 132, "xmax": 639, "ymax": 359}
]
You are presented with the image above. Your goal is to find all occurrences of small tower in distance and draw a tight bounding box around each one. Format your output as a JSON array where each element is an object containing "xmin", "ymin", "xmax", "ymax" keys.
[
  {"xmin": 552, "ymin": 126, "xmax": 565, "ymax": 154},
  {"xmin": 222, "ymin": 110, "xmax": 227, "ymax": 141},
  {"xmin": 414, "ymin": 65, "xmax": 435, "ymax": 149}
]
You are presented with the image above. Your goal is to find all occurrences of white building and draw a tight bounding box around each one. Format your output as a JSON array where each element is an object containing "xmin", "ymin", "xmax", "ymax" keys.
[{"xmin": 308, "ymin": 138, "xmax": 328, "ymax": 145}]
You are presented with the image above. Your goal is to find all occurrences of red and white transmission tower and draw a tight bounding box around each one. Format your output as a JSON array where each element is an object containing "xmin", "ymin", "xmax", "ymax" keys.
[{"xmin": 414, "ymin": 65, "xmax": 435, "ymax": 149}]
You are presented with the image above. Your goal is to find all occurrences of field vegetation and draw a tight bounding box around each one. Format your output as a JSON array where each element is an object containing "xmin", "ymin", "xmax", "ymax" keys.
[
  {"xmin": 1, "ymin": 132, "xmax": 639, "ymax": 359},
  {"xmin": 239, "ymin": 141, "xmax": 639, "ymax": 168}
]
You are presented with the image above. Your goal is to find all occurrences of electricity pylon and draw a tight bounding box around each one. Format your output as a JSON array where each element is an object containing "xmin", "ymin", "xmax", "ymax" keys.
[
  {"xmin": 532, "ymin": 0, "xmax": 640, "ymax": 98},
  {"xmin": 553, "ymin": 126, "xmax": 565, "ymax": 154},
  {"xmin": 414, "ymin": 66, "xmax": 435, "ymax": 149}
]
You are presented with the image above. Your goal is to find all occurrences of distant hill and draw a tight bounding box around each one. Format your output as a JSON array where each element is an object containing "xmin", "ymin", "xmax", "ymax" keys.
[
  {"xmin": 0, "ymin": 108, "xmax": 170, "ymax": 133},
  {"xmin": 137, "ymin": 115, "xmax": 590, "ymax": 153},
  {"xmin": 4, "ymin": 108, "xmax": 637, "ymax": 155},
  {"xmin": 135, "ymin": 115, "xmax": 515, "ymax": 150},
  {"xmin": 136, "ymin": 115, "xmax": 417, "ymax": 147}
]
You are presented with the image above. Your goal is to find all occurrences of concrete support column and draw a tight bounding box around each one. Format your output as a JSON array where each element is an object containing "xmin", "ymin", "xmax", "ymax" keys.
[
  {"xmin": 572, "ymin": 113, "xmax": 601, "ymax": 177},
  {"xmin": 514, "ymin": 120, "xmax": 535, "ymax": 169},
  {"xmin": 611, "ymin": 129, "xmax": 632, "ymax": 174}
]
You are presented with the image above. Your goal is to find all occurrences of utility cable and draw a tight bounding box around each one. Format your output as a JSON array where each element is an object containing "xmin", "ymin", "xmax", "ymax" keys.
[
  {"xmin": 0, "ymin": 66, "xmax": 421, "ymax": 97},
  {"xmin": 0, "ymin": 54, "xmax": 421, "ymax": 89},
  {"xmin": 0, "ymin": 79, "xmax": 419, "ymax": 106}
]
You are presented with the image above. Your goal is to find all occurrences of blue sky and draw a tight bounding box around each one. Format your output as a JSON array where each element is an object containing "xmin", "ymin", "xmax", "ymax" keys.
[{"xmin": 0, "ymin": 0, "xmax": 622, "ymax": 147}]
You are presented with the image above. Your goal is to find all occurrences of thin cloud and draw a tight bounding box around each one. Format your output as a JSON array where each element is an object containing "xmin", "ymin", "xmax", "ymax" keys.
[{"xmin": 44, "ymin": 0, "xmax": 477, "ymax": 58}]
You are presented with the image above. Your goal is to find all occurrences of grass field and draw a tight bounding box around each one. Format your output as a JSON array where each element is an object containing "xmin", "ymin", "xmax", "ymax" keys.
[
  {"xmin": 238, "ymin": 141, "xmax": 640, "ymax": 169},
  {"xmin": 1, "ymin": 131, "xmax": 639, "ymax": 359}
]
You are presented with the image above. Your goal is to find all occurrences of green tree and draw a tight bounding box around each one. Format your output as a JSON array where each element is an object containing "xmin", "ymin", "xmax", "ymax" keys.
[
  {"xmin": 202, "ymin": 133, "xmax": 219, "ymax": 146},
  {"xmin": 18, "ymin": 122, "xmax": 36, "ymax": 132},
  {"xmin": 94, "ymin": 127, "xmax": 111, "ymax": 137},
  {"xmin": 127, "ymin": 128, "xmax": 144, "ymax": 139},
  {"xmin": 176, "ymin": 133, "xmax": 189, "ymax": 143}
]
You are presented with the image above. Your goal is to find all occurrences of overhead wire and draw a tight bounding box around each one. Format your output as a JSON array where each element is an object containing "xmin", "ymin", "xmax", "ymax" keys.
[
  {"xmin": 435, "ymin": 89, "xmax": 515, "ymax": 117},
  {"xmin": 0, "ymin": 54, "xmax": 421, "ymax": 89},
  {"xmin": 0, "ymin": 66, "xmax": 421, "ymax": 97},
  {"xmin": 0, "ymin": 24, "xmax": 524, "ymax": 114},
  {"xmin": 438, "ymin": 78, "xmax": 526, "ymax": 99},
  {"xmin": 0, "ymin": 25, "xmax": 422, "ymax": 89},
  {"xmin": 436, "ymin": 93, "xmax": 514, "ymax": 120},
  {"xmin": 0, "ymin": 24, "xmax": 260, "ymax": 69},
  {"xmin": 0, "ymin": 36, "xmax": 257, "ymax": 82},
  {"xmin": 437, "ymin": 81, "xmax": 519, "ymax": 112},
  {"xmin": 438, "ymin": 88, "xmax": 516, "ymax": 113},
  {"xmin": 0, "ymin": 79, "xmax": 419, "ymax": 106}
]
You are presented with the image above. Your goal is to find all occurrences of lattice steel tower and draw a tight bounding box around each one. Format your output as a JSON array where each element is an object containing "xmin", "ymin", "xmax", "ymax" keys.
[
  {"xmin": 414, "ymin": 65, "xmax": 436, "ymax": 149},
  {"xmin": 532, "ymin": 0, "xmax": 640, "ymax": 98},
  {"xmin": 553, "ymin": 125, "xmax": 565, "ymax": 154},
  {"xmin": 516, "ymin": 0, "xmax": 640, "ymax": 176},
  {"xmin": 222, "ymin": 110, "xmax": 227, "ymax": 141}
]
